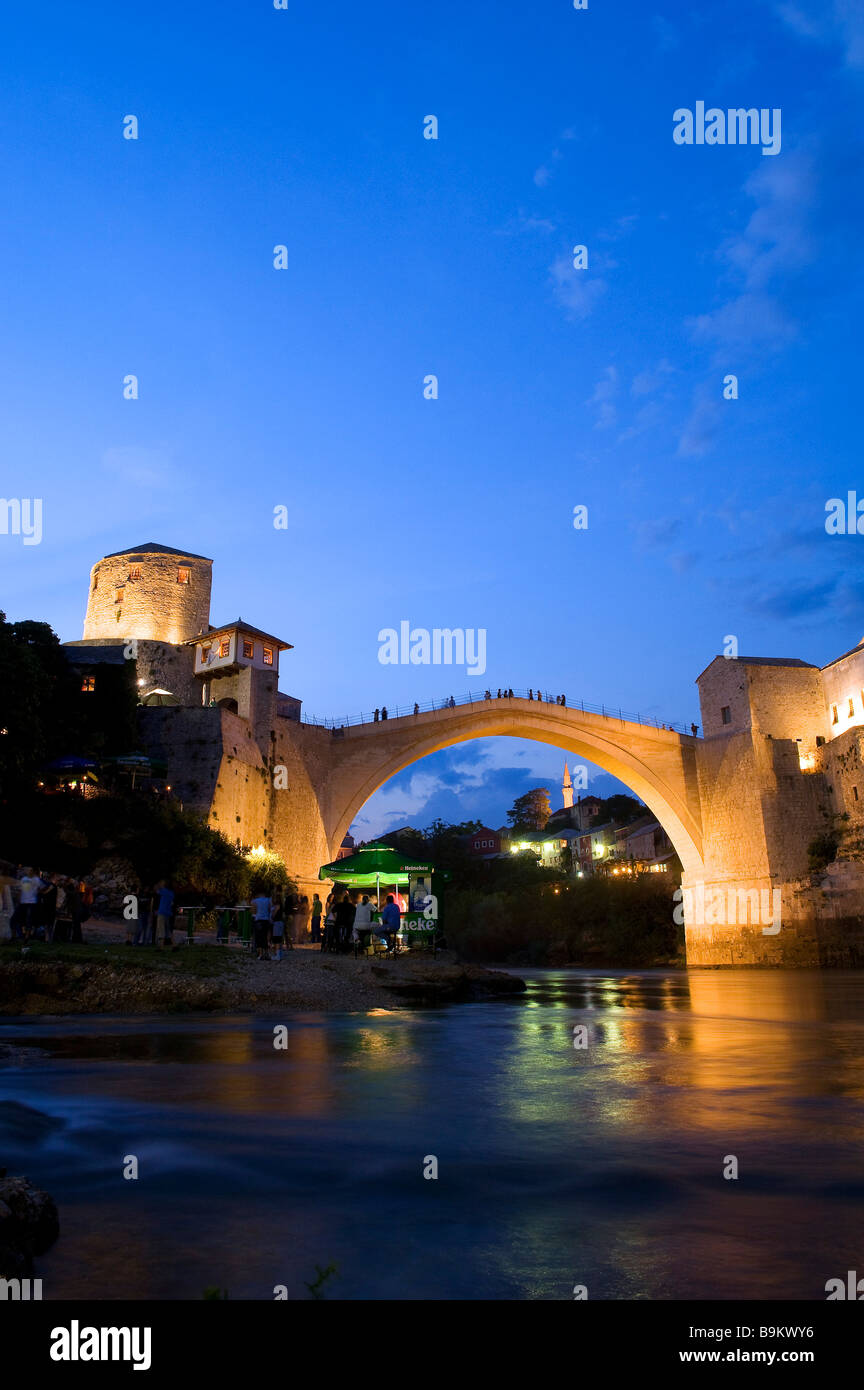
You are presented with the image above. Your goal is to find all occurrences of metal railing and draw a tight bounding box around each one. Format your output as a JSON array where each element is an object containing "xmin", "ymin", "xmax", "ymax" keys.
[{"xmin": 302, "ymin": 687, "xmax": 700, "ymax": 737}]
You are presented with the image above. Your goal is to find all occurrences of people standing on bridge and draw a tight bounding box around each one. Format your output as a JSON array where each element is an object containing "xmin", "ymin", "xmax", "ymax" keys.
[
  {"xmin": 691, "ymin": 723, "xmax": 699, "ymax": 737},
  {"xmin": 381, "ymin": 706, "xmax": 388, "ymax": 720},
  {"xmin": 448, "ymin": 695, "xmax": 455, "ymax": 708},
  {"xmin": 414, "ymin": 702, "xmax": 419, "ymax": 715},
  {"xmin": 374, "ymin": 708, "xmax": 379, "ymax": 722},
  {"xmin": 508, "ymin": 688, "xmax": 513, "ymax": 698}
]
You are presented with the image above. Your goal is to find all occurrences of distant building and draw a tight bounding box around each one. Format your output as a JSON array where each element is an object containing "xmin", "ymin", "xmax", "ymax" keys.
[
  {"xmin": 462, "ymin": 826, "xmax": 502, "ymax": 856},
  {"xmin": 336, "ymin": 834, "xmax": 355, "ymax": 860}
]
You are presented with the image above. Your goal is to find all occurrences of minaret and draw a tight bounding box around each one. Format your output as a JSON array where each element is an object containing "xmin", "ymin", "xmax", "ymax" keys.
[{"xmin": 562, "ymin": 762, "xmax": 574, "ymax": 809}]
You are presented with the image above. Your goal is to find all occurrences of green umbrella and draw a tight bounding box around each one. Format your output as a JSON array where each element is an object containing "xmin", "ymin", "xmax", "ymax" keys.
[{"xmin": 318, "ymin": 843, "xmax": 436, "ymax": 906}]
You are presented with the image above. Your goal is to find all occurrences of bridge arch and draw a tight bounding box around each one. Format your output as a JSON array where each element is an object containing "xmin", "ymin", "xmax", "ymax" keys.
[{"xmin": 319, "ymin": 699, "xmax": 705, "ymax": 882}]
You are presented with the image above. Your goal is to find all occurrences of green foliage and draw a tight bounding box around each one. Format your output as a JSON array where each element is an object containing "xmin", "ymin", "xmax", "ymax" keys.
[
  {"xmin": 245, "ymin": 847, "xmax": 293, "ymax": 896},
  {"xmin": 507, "ymin": 788, "xmax": 551, "ymax": 832},
  {"xmin": 595, "ymin": 794, "xmax": 644, "ymax": 826},
  {"xmin": 445, "ymin": 875, "xmax": 682, "ymax": 967},
  {"xmin": 202, "ymin": 1286, "xmax": 229, "ymax": 1300},
  {"xmin": 0, "ymin": 610, "xmax": 137, "ymax": 806},
  {"xmin": 0, "ymin": 792, "xmax": 258, "ymax": 903},
  {"xmin": 304, "ymin": 1262, "xmax": 339, "ymax": 1300},
  {"xmin": 808, "ymin": 829, "xmax": 841, "ymax": 875}
]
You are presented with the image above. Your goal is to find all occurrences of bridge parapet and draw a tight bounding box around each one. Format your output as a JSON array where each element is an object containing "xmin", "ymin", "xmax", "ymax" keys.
[{"xmin": 302, "ymin": 686, "xmax": 700, "ymax": 737}]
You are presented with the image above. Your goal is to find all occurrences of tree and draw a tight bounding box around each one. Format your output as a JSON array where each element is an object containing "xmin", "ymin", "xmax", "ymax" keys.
[
  {"xmin": 600, "ymin": 794, "xmax": 644, "ymax": 826},
  {"xmin": 507, "ymin": 788, "xmax": 551, "ymax": 833}
]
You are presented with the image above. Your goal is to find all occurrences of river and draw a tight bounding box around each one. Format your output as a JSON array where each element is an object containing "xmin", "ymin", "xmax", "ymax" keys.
[{"xmin": 3, "ymin": 968, "xmax": 864, "ymax": 1300}]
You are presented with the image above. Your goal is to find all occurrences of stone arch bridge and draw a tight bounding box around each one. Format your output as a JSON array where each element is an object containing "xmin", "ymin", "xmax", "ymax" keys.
[{"xmin": 276, "ymin": 694, "xmax": 705, "ymax": 897}]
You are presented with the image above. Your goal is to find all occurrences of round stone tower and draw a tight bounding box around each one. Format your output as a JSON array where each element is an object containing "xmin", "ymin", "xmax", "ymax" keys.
[{"xmin": 83, "ymin": 542, "xmax": 213, "ymax": 643}]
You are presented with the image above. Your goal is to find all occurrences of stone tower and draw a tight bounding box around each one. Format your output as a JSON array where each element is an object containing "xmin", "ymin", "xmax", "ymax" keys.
[
  {"xmin": 562, "ymin": 761, "xmax": 574, "ymax": 809},
  {"xmin": 83, "ymin": 543, "xmax": 212, "ymax": 643}
]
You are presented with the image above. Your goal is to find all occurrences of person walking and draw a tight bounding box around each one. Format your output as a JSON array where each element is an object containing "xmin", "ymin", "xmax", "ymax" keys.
[
  {"xmin": 251, "ymin": 887, "xmax": 272, "ymax": 960},
  {"xmin": 353, "ymin": 894, "xmax": 374, "ymax": 954},
  {"xmin": 413, "ymin": 702, "xmax": 419, "ymax": 715},
  {"xmin": 133, "ymin": 886, "xmax": 155, "ymax": 946},
  {"xmin": 322, "ymin": 902, "xmax": 337, "ymax": 952},
  {"xmin": 270, "ymin": 892, "xmax": 287, "ymax": 960},
  {"xmin": 39, "ymin": 873, "xmax": 60, "ymax": 943},
  {"xmin": 380, "ymin": 894, "xmax": 401, "ymax": 954},
  {"xmin": 11, "ymin": 868, "xmax": 43, "ymax": 940},
  {"xmin": 334, "ymin": 891, "xmax": 356, "ymax": 953},
  {"xmin": 155, "ymin": 880, "xmax": 176, "ymax": 950},
  {"xmin": 310, "ymin": 892, "xmax": 323, "ymax": 943}
]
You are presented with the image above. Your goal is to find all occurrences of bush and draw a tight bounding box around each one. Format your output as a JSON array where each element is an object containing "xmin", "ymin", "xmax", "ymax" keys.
[{"xmin": 445, "ymin": 875, "xmax": 682, "ymax": 967}]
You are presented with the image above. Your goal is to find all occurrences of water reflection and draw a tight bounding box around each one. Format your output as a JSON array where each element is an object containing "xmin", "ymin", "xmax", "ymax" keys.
[{"xmin": 3, "ymin": 969, "xmax": 864, "ymax": 1299}]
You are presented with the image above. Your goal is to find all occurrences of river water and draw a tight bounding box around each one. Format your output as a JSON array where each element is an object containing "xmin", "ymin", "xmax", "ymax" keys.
[{"xmin": 2, "ymin": 968, "xmax": 864, "ymax": 1301}]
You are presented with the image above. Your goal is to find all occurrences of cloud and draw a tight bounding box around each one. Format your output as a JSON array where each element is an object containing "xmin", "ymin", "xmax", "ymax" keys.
[
  {"xmin": 633, "ymin": 517, "xmax": 682, "ymax": 550},
  {"xmin": 677, "ymin": 392, "xmax": 722, "ymax": 456},
  {"xmin": 686, "ymin": 148, "xmax": 816, "ymax": 354},
  {"xmin": 100, "ymin": 445, "xmax": 176, "ymax": 488},
  {"xmin": 687, "ymin": 291, "xmax": 798, "ymax": 349},
  {"xmin": 776, "ymin": 0, "xmax": 864, "ymax": 68},
  {"xmin": 549, "ymin": 253, "xmax": 607, "ymax": 318},
  {"xmin": 631, "ymin": 359, "xmax": 676, "ymax": 397},
  {"xmin": 720, "ymin": 152, "xmax": 816, "ymax": 291},
  {"xmin": 585, "ymin": 365, "xmax": 619, "ymax": 429},
  {"xmin": 653, "ymin": 16, "xmax": 679, "ymax": 52}
]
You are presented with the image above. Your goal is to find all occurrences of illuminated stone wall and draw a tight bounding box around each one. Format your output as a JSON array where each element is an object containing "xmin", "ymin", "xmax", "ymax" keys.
[{"xmin": 83, "ymin": 547, "xmax": 212, "ymax": 643}]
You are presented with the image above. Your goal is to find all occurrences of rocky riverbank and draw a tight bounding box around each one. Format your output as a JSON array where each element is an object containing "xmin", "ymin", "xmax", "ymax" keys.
[
  {"xmin": 0, "ymin": 944, "xmax": 526, "ymax": 1015},
  {"xmin": 0, "ymin": 1166, "xmax": 60, "ymax": 1277}
]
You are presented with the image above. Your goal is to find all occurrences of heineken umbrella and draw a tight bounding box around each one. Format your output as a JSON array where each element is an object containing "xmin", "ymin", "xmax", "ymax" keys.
[
  {"xmin": 318, "ymin": 843, "xmax": 435, "ymax": 906},
  {"xmin": 45, "ymin": 755, "xmax": 98, "ymax": 772},
  {"xmin": 101, "ymin": 752, "xmax": 169, "ymax": 786}
]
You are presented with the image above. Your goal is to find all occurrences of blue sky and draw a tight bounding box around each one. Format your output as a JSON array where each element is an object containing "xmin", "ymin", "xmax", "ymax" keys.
[{"xmin": 1, "ymin": 1, "xmax": 862, "ymax": 837}]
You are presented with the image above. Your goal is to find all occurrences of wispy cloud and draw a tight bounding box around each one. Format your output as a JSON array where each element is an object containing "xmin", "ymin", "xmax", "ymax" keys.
[
  {"xmin": 686, "ymin": 148, "xmax": 816, "ymax": 354},
  {"xmin": 549, "ymin": 250, "xmax": 611, "ymax": 319},
  {"xmin": 585, "ymin": 365, "xmax": 619, "ymax": 429},
  {"xmin": 775, "ymin": 0, "xmax": 864, "ymax": 68}
]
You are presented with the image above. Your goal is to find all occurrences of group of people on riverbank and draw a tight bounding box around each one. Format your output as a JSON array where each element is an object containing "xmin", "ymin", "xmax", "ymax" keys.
[
  {"xmin": 319, "ymin": 890, "xmax": 401, "ymax": 954},
  {"xmin": 0, "ymin": 865, "xmax": 93, "ymax": 943}
]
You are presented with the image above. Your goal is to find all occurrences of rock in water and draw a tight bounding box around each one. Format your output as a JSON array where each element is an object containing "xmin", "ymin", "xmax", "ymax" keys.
[{"xmin": 0, "ymin": 1172, "xmax": 60, "ymax": 1276}]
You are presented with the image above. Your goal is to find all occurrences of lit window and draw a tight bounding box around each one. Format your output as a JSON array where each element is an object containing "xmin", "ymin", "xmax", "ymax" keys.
[
  {"xmin": 201, "ymin": 644, "xmax": 211, "ymax": 662},
  {"xmin": 178, "ymin": 567, "xmax": 190, "ymax": 584},
  {"xmin": 129, "ymin": 566, "xmax": 141, "ymax": 581},
  {"xmin": 242, "ymin": 639, "xmax": 254, "ymax": 659},
  {"xmin": 849, "ymin": 698, "xmax": 856, "ymax": 718},
  {"xmin": 854, "ymin": 787, "xmax": 859, "ymax": 802},
  {"xmin": 262, "ymin": 647, "xmax": 273, "ymax": 666},
  {"xmin": 832, "ymin": 705, "xmax": 839, "ymax": 725},
  {"xmin": 721, "ymin": 706, "xmax": 731, "ymax": 725},
  {"xmin": 114, "ymin": 587, "xmax": 125, "ymax": 605},
  {"xmin": 81, "ymin": 676, "xmax": 95, "ymax": 693},
  {"xmin": 219, "ymin": 639, "xmax": 230, "ymax": 658}
]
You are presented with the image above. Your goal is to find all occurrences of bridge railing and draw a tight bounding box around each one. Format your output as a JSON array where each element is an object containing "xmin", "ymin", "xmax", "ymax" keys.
[{"xmin": 301, "ymin": 688, "xmax": 700, "ymax": 736}]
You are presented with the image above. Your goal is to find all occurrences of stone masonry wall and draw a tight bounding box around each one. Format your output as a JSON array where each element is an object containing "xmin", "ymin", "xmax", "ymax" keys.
[{"xmin": 84, "ymin": 550, "xmax": 212, "ymax": 643}]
